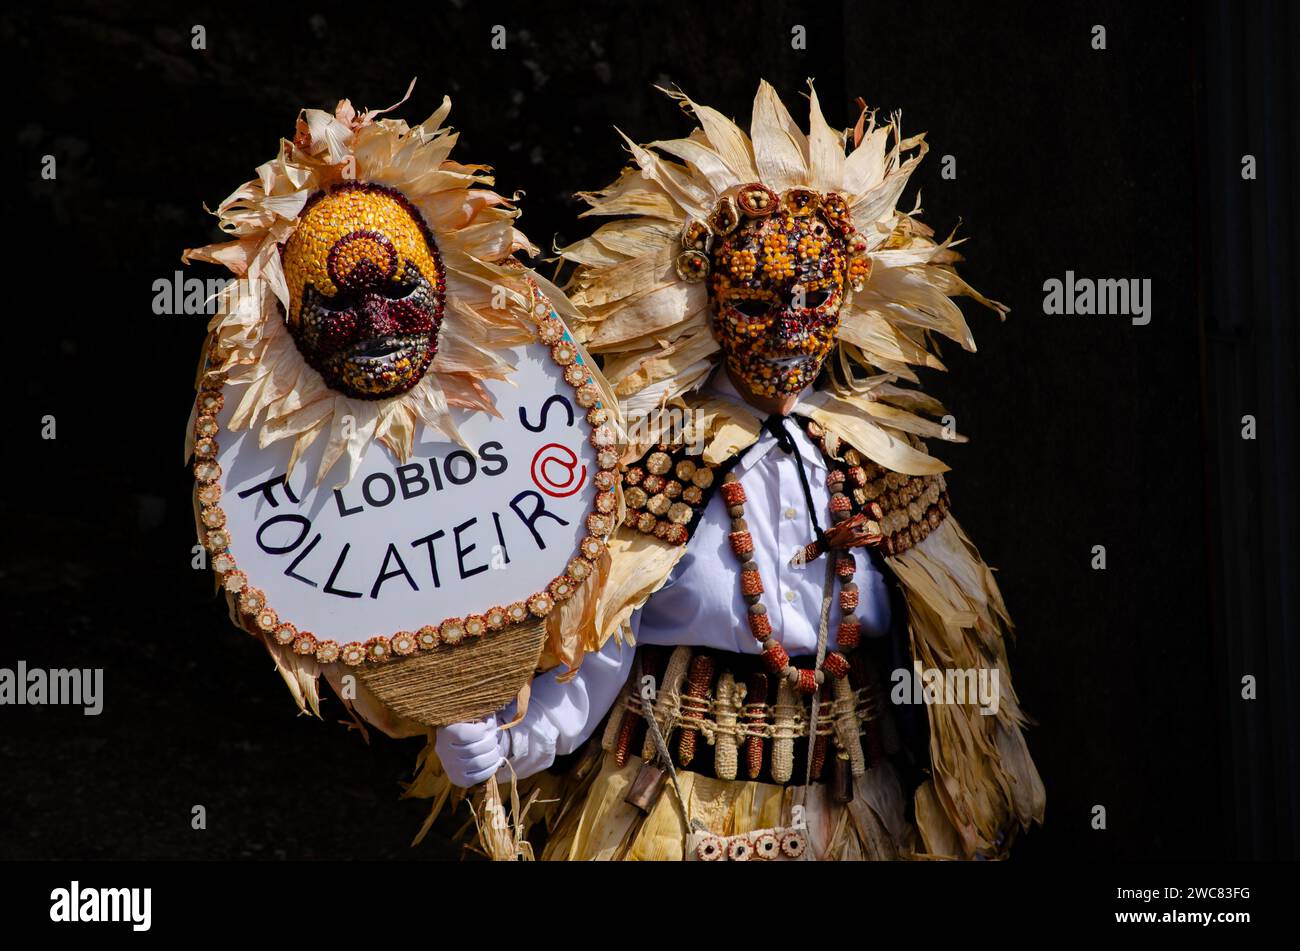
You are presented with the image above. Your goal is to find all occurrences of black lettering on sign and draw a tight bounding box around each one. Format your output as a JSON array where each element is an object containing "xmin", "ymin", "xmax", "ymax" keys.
[
  {"xmin": 323, "ymin": 544, "xmax": 363, "ymax": 599},
  {"xmin": 444, "ymin": 450, "xmax": 477, "ymax": 486},
  {"xmin": 396, "ymin": 463, "xmax": 430, "ymax": 499},
  {"xmin": 410, "ymin": 530, "xmax": 446, "ymax": 588},
  {"xmin": 454, "ymin": 518, "xmax": 489, "ymax": 580},
  {"xmin": 334, "ymin": 486, "xmax": 363, "ymax": 517},
  {"xmin": 285, "ymin": 533, "xmax": 322, "ymax": 587},
  {"xmin": 238, "ymin": 473, "xmax": 300, "ymax": 507},
  {"xmin": 510, "ymin": 490, "xmax": 570, "ymax": 551},
  {"xmin": 492, "ymin": 511, "xmax": 510, "ymax": 565},
  {"xmin": 255, "ymin": 513, "xmax": 311, "ymax": 555},
  {"xmin": 362, "ymin": 472, "xmax": 396, "ymax": 507},
  {"xmin": 371, "ymin": 543, "xmax": 419, "ymax": 599},
  {"xmin": 480, "ymin": 441, "xmax": 509, "ymax": 476},
  {"xmin": 519, "ymin": 394, "xmax": 574, "ymax": 433}
]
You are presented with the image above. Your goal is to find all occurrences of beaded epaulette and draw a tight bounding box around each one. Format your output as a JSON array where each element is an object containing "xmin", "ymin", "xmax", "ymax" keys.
[
  {"xmin": 800, "ymin": 420, "xmax": 950, "ymax": 557},
  {"xmin": 620, "ymin": 443, "xmax": 725, "ymax": 545}
]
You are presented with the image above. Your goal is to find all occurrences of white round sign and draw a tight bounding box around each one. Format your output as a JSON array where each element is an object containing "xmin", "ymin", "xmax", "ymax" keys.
[{"xmin": 191, "ymin": 310, "xmax": 618, "ymax": 665}]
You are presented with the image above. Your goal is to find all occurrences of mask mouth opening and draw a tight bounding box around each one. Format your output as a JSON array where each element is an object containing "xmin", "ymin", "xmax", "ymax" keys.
[
  {"xmin": 764, "ymin": 354, "xmax": 810, "ymax": 370},
  {"xmin": 345, "ymin": 333, "xmax": 422, "ymax": 361}
]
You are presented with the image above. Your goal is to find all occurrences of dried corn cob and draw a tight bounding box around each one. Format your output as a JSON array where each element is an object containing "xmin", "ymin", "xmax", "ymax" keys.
[
  {"xmin": 677, "ymin": 653, "xmax": 715, "ymax": 766},
  {"xmin": 641, "ymin": 646, "xmax": 692, "ymax": 760},
  {"xmin": 613, "ymin": 706, "xmax": 640, "ymax": 768},
  {"xmin": 771, "ymin": 676, "xmax": 799, "ymax": 783},
  {"xmin": 713, "ymin": 671, "xmax": 746, "ymax": 780},
  {"xmin": 832, "ymin": 673, "xmax": 866, "ymax": 777},
  {"xmin": 600, "ymin": 680, "xmax": 632, "ymax": 752},
  {"xmin": 744, "ymin": 673, "xmax": 769, "ymax": 779},
  {"xmin": 810, "ymin": 734, "xmax": 827, "ymax": 780}
]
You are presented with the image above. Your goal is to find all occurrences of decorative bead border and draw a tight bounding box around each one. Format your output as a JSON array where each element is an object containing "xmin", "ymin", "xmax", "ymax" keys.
[{"xmin": 192, "ymin": 280, "xmax": 618, "ymax": 666}]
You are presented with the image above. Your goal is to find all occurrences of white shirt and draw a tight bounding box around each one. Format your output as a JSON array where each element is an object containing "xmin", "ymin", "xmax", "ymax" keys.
[{"xmin": 499, "ymin": 372, "xmax": 893, "ymax": 779}]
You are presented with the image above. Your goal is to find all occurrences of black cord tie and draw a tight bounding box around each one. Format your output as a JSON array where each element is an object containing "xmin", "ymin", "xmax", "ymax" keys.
[{"xmin": 764, "ymin": 413, "xmax": 826, "ymax": 546}]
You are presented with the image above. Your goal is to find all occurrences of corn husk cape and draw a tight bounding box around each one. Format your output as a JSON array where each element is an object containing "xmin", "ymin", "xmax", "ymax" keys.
[
  {"xmin": 182, "ymin": 89, "xmax": 619, "ymax": 747},
  {"xmin": 408, "ymin": 80, "xmax": 1041, "ymax": 861}
]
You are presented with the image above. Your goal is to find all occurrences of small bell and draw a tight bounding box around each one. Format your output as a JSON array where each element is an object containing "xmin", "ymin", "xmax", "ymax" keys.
[
  {"xmin": 624, "ymin": 761, "xmax": 668, "ymax": 813},
  {"xmin": 831, "ymin": 754, "xmax": 854, "ymax": 804}
]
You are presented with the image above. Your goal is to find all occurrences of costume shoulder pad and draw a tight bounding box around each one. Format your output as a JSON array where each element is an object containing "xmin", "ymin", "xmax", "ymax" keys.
[
  {"xmin": 805, "ymin": 422, "xmax": 952, "ymax": 558},
  {"xmin": 620, "ymin": 442, "xmax": 727, "ymax": 547}
]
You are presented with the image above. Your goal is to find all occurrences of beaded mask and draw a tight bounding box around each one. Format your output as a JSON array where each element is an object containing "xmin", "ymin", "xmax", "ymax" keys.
[
  {"xmin": 281, "ymin": 182, "xmax": 445, "ymax": 399},
  {"xmin": 706, "ymin": 185, "xmax": 863, "ymax": 397}
]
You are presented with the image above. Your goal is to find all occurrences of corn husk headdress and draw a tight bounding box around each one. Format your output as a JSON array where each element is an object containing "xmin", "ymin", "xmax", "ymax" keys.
[{"xmin": 559, "ymin": 80, "xmax": 1007, "ymax": 451}]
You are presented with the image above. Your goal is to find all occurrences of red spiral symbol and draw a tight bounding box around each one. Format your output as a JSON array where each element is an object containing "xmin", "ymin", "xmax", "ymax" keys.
[{"xmin": 531, "ymin": 443, "xmax": 587, "ymax": 498}]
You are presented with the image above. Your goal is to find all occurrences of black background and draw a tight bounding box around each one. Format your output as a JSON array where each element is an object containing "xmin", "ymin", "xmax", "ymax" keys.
[{"xmin": 0, "ymin": 0, "xmax": 1294, "ymax": 862}]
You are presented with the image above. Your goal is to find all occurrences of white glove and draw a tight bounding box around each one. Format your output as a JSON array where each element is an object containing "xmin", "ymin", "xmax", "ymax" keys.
[{"xmin": 435, "ymin": 714, "xmax": 509, "ymax": 788}]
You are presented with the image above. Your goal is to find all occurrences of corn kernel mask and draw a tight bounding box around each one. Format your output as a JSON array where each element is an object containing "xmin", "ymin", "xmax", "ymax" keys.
[
  {"xmin": 693, "ymin": 185, "xmax": 867, "ymax": 399},
  {"xmin": 281, "ymin": 182, "xmax": 445, "ymax": 399}
]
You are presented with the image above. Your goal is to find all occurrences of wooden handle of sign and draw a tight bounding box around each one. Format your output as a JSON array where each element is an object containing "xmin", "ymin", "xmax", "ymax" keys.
[{"xmin": 354, "ymin": 622, "xmax": 547, "ymax": 727}]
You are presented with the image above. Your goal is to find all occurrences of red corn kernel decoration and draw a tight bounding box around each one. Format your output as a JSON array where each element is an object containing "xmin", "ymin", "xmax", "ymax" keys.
[
  {"xmin": 837, "ymin": 618, "xmax": 861, "ymax": 649},
  {"xmin": 829, "ymin": 493, "xmax": 852, "ymax": 515},
  {"xmin": 745, "ymin": 673, "xmax": 769, "ymax": 779},
  {"xmin": 796, "ymin": 539, "xmax": 825, "ymax": 564},
  {"xmin": 748, "ymin": 611, "xmax": 772, "ymax": 640},
  {"xmin": 719, "ymin": 481, "xmax": 747, "ymax": 506},
  {"xmin": 762, "ymin": 644, "xmax": 790, "ymax": 674},
  {"xmin": 847, "ymin": 465, "xmax": 867, "ymax": 487},
  {"xmin": 810, "ymin": 735, "xmax": 827, "ymax": 780},
  {"xmin": 740, "ymin": 569, "xmax": 764, "ymax": 596},
  {"xmin": 823, "ymin": 651, "xmax": 850, "ymax": 679},
  {"xmin": 613, "ymin": 708, "xmax": 639, "ymax": 767},
  {"xmin": 836, "ymin": 554, "xmax": 856, "ymax": 580},
  {"xmin": 796, "ymin": 668, "xmax": 818, "ymax": 695},
  {"xmin": 839, "ymin": 583, "xmax": 860, "ymax": 612},
  {"xmin": 729, "ymin": 530, "xmax": 754, "ymax": 557},
  {"xmin": 678, "ymin": 654, "xmax": 715, "ymax": 766}
]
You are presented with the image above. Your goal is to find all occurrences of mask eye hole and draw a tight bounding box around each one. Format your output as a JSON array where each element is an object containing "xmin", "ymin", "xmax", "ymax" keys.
[
  {"xmin": 803, "ymin": 288, "xmax": 833, "ymax": 310},
  {"xmin": 310, "ymin": 288, "xmax": 349, "ymax": 313},
  {"xmin": 730, "ymin": 297, "xmax": 771, "ymax": 319},
  {"xmin": 386, "ymin": 279, "xmax": 417, "ymax": 301}
]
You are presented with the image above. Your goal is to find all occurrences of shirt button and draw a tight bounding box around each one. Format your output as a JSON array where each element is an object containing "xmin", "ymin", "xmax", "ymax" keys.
[
  {"xmin": 784, "ymin": 507, "xmax": 797, "ymax": 520},
  {"xmin": 784, "ymin": 590, "xmax": 797, "ymax": 602}
]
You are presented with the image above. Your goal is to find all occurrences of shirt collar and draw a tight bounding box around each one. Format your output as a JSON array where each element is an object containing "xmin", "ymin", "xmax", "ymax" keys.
[{"xmin": 702, "ymin": 369, "xmax": 826, "ymax": 475}]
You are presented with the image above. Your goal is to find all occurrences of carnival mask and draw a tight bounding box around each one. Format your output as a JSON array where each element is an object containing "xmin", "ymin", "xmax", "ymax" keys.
[
  {"xmin": 281, "ymin": 182, "xmax": 445, "ymax": 399},
  {"xmin": 698, "ymin": 185, "xmax": 867, "ymax": 398}
]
